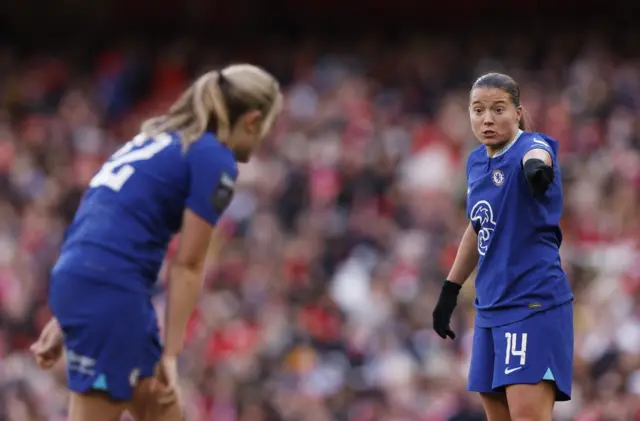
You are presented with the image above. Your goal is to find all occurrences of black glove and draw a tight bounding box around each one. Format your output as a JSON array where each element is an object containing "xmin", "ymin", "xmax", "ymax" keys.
[
  {"xmin": 523, "ymin": 158, "xmax": 554, "ymax": 197},
  {"xmin": 432, "ymin": 280, "xmax": 462, "ymax": 340}
]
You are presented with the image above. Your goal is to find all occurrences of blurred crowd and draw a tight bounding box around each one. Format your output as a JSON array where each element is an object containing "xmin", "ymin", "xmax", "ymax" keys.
[{"xmin": 1, "ymin": 32, "xmax": 640, "ymax": 421}]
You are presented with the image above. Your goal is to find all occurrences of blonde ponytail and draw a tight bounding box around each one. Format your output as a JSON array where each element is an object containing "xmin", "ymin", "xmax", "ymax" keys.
[
  {"xmin": 204, "ymin": 73, "xmax": 231, "ymax": 143},
  {"xmin": 261, "ymin": 92, "xmax": 283, "ymax": 138},
  {"xmin": 181, "ymin": 71, "xmax": 230, "ymax": 149},
  {"xmin": 141, "ymin": 64, "xmax": 281, "ymax": 151}
]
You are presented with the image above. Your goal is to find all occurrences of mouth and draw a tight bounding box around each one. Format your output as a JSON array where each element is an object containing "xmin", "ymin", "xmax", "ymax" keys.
[{"xmin": 482, "ymin": 130, "xmax": 497, "ymax": 138}]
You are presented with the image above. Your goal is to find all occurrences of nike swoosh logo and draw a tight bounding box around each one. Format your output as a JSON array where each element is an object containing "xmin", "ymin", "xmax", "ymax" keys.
[
  {"xmin": 504, "ymin": 367, "xmax": 523, "ymax": 375},
  {"xmin": 532, "ymin": 138, "xmax": 551, "ymax": 149}
]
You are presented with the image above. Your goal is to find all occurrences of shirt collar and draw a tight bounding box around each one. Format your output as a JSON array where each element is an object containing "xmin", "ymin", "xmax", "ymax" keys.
[{"xmin": 489, "ymin": 129, "xmax": 523, "ymax": 158}]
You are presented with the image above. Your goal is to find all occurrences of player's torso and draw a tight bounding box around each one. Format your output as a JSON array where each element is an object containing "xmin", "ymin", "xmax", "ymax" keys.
[
  {"xmin": 466, "ymin": 132, "xmax": 572, "ymax": 327},
  {"xmin": 54, "ymin": 132, "xmax": 189, "ymax": 292}
]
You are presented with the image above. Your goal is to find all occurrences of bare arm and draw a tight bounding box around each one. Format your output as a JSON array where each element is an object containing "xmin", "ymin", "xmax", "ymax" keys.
[
  {"xmin": 433, "ymin": 222, "xmax": 478, "ymax": 340},
  {"xmin": 447, "ymin": 222, "xmax": 479, "ymax": 285},
  {"xmin": 163, "ymin": 209, "xmax": 213, "ymax": 356},
  {"xmin": 523, "ymin": 148, "xmax": 552, "ymax": 166}
]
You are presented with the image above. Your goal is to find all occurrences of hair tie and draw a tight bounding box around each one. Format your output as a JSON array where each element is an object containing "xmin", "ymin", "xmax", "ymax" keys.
[{"xmin": 218, "ymin": 70, "xmax": 229, "ymax": 87}]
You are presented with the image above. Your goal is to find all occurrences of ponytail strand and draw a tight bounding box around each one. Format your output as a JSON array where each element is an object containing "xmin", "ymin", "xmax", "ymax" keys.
[{"xmin": 519, "ymin": 106, "xmax": 534, "ymax": 132}]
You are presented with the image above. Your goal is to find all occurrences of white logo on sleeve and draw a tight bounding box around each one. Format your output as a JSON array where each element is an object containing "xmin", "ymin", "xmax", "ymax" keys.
[
  {"xmin": 532, "ymin": 138, "xmax": 551, "ymax": 151},
  {"xmin": 504, "ymin": 332, "xmax": 528, "ymax": 375},
  {"xmin": 470, "ymin": 200, "xmax": 496, "ymax": 256}
]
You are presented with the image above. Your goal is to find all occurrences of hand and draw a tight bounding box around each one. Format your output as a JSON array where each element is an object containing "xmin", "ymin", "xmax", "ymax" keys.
[
  {"xmin": 530, "ymin": 166, "xmax": 554, "ymax": 196},
  {"xmin": 432, "ymin": 280, "xmax": 462, "ymax": 340},
  {"xmin": 30, "ymin": 318, "xmax": 64, "ymax": 369},
  {"xmin": 152, "ymin": 355, "xmax": 182, "ymax": 406},
  {"xmin": 523, "ymin": 158, "xmax": 554, "ymax": 197}
]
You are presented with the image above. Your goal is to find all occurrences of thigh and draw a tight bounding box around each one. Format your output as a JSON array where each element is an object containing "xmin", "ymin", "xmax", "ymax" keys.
[
  {"xmin": 468, "ymin": 326, "xmax": 495, "ymax": 393},
  {"xmin": 128, "ymin": 378, "xmax": 184, "ymax": 421},
  {"xmin": 480, "ymin": 392, "xmax": 511, "ymax": 421},
  {"xmin": 505, "ymin": 383, "xmax": 555, "ymax": 421},
  {"xmin": 492, "ymin": 303, "xmax": 573, "ymax": 401},
  {"xmin": 68, "ymin": 391, "xmax": 127, "ymax": 421}
]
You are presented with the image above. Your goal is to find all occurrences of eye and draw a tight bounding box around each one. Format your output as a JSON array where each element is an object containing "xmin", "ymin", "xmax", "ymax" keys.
[
  {"xmin": 473, "ymin": 108, "xmax": 483, "ymax": 114},
  {"xmin": 495, "ymin": 107, "xmax": 505, "ymax": 114}
]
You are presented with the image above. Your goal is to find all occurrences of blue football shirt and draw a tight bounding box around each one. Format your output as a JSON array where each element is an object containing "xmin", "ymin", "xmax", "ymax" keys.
[
  {"xmin": 466, "ymin": 130, "xmax": 573, "ymax": 328},
  {"xmin": 52, "ymin": 131, "xmax": 238, "ymax": 294}
]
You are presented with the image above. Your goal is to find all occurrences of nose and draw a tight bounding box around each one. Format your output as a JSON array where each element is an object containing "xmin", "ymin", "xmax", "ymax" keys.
[{"xmin": 482, "ymin": 114, "xmax": 494, "ymax": 126}]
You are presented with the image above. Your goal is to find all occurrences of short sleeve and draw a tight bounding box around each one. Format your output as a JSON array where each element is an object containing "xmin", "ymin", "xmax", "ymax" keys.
[
  {"xmin": 185, "ymin": 143, "xmax": 238, "ymax": 226},
  {"xmin": 522, "ymin": 134, "xmax": 557, "ymax": 160}
]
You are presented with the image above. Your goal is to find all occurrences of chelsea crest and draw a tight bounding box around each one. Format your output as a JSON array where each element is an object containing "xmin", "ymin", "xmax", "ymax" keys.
[{"xmin": 491, "ymin": 169, "xmax": 505, "ymax": 187}]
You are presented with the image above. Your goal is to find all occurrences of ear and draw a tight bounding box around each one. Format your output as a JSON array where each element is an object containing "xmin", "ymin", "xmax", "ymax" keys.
[
  {"xmin": 515, "ymin": 106, "xmax": 523, "ymax": 125},
  {"xmin": 238, "ymin": 110, "xmax": 263, "ymax": 135}
]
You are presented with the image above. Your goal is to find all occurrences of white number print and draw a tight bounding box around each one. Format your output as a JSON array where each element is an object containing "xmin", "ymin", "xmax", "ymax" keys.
[
  {"xmin": 89, "ymin": 133, "xmax": 172, "ymax": 191},
  {"xmin": 505, "ymin": 332, "xmax": 528, "ymax": 367}
]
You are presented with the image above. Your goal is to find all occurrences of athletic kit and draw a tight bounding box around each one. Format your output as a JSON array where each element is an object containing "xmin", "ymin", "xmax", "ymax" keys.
[
  {"xmin": 465, "ymin": 130, "xmax": 574, "ymax": 400},
  {"xmin": 49, "ymin": 131, "xmax": 237, "ymax": 400}
]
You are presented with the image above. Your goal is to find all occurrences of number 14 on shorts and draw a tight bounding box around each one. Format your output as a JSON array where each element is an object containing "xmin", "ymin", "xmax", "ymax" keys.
[{"xmin": 504, "ymin": 332, "xmax": 527, "ymax": 374}]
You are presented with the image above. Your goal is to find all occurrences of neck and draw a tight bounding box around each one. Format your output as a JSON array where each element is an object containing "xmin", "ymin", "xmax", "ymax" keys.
[{"xmin": 486, "ymin": 143, "xmax": 508, "ymax": 157}]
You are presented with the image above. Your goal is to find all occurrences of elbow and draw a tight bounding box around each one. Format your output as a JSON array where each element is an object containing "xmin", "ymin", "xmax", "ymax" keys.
[
  {"xmin": 171, "ymin": 249, "xmax": 208, "ymax": 273},
  {"xmin": 171, "ymin": 259, "xmax": 205, "ymax": 278}
]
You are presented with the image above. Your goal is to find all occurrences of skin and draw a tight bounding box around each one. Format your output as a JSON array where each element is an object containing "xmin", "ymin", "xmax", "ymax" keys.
[
  {"xmin": 469, "ymin": 87, "xmax": 522, "ymax": 156},
  {"xmin": 229, "ymin": 110, "xmax": 266, "ymax": 163},
  {"xmin": 32, "ymin": 106, "xmax": 277, "ymax": 421}
]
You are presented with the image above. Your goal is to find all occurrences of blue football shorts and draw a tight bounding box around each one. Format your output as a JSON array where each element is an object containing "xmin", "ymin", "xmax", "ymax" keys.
[
  {"xmin": 49, "ymin": 272, "xmax": 162, "ymax": 401},
  {"xmin": 468, "ymin": 302, "xmax": 573, "ymax": 401}
]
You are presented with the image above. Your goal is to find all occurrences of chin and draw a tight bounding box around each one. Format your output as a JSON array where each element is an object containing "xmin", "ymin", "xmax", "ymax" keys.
[
  {"xmin": 481, "ymin": 136, "xmax": 510, "ymax": 148},
  {"xmin": 233, "ymin": 150, "xmax": 251, "ymax": 163}
]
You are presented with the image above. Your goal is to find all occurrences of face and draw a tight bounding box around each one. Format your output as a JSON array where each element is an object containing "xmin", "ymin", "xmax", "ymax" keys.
[
  {"xmin": 228, "ymin": 110, "xmax": 267, "ymax": 163},
  {"xmin": 469, "ymin": 87, "xmax": 522, "ymax": 153}
]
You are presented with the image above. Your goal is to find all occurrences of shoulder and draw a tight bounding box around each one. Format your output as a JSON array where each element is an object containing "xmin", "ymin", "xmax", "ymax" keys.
[
  {"xmin": 467, "ymin": 144, "xmax": 486, "ymax": 164},
  {"xmin": 518, "ymin": 131, "xmax": 559, "ymax": 157},
  {"xmin": 185, "ymin": 132, "xmax": 238, "ymax": 178}
]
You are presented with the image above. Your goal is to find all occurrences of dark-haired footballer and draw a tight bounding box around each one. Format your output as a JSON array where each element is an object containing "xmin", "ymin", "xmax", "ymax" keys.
[{"xmin": 432, "ymin": 73, "xmax": 574, "ymax": 421}]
